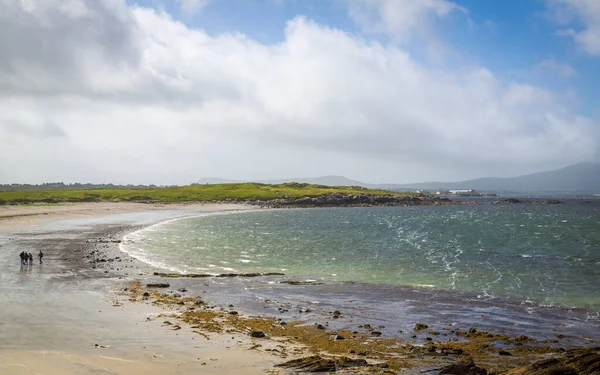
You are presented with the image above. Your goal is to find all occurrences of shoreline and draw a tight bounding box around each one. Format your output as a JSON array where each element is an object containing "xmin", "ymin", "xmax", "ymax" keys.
[
  {"xmin": 0, "ymin": 203, "xmax": 598, "ymax": 374},
  {"xmin": 0, "ymin": 203, "xmax": 286, "ymax": 375}
]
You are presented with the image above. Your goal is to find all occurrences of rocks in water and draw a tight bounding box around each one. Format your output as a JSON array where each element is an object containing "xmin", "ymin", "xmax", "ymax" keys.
[
  {"xmin": 275, "ymin": 355, "xmax": 369, "ymax": 372},
  {"xmin": 438, "ymin": 356, "xmax": 488, "ymax": 375},
  {"xmin": 153, "ymin": 272, "xmax": 285, "ymax": 278},
  {"xmin": 146, "ymin": 283, "xmax": 170, "ymax": 288},
  {"xmin": 280, "ymin": 280, "xmax": 323, "ymax": 286},
  {"xmin": 414, "ymin": 323, "xmax": 429, "ymax": 331},
  {"xmin": 250, "ymin": 331, "xmax": 266, "ymax": 338},
  {"xmin": 332, "ymin": 310, "xmax": 341, "ymax": 318},
  {"xmin": 505, "ymin": 347, "xmax": 600, "ymax": 375},
  {"xmin": 492, "ymin": 199, "xmax": 562, "ymax": 205}
]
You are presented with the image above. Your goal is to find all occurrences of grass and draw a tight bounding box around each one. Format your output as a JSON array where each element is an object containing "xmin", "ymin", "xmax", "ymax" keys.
[{"xmin": 0, "ymin": 182, "xmax": 418, "ymax": 205}]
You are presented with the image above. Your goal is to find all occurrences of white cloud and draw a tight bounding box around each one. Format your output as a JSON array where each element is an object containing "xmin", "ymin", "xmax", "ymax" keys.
[
  {"xmin": 0, "ymin": 0, "xmax": 596, "ymax": 184},
  {"xmin": 347, "ymin": 0, "xmax": 466, "ymax": 43},
  {"xmin": 547, "ymin": 0, "xmax": 600, "ymax": 55},
  {"xmin": 534, "ymin": 58, "xmax": 577, "ymax": 78},
  {"xmin": 178, "ymin": 0, "xmax": 210, "ymax": 15}
]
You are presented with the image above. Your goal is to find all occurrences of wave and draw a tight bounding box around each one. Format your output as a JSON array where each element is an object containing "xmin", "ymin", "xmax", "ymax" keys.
[{"xmin": 118, "ymin": 208, "xmax": 264, "ymax": 273}]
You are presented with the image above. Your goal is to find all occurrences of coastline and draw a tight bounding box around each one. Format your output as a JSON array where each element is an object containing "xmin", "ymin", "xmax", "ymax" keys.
[
  {"xmin": 0, "ymin": 202, "xmax": 287, "ymax": 375},
  {"xmin": 1, "ymin": 203, "xmax": 598, "ymax": 374}
]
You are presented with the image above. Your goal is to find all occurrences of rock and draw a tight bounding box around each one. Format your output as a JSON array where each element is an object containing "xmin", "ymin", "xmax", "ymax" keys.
[
  {"xmin": 178, "ymin": 288, "xmax": 188, "ymax": 292},
  {"xmin": 229, "ymin": 311, "xmax": 239, "ymax": 315},
  {"xmin": 499, "ymin": 350, "xmax": 512, "ymax": 356},
  {"xmin": 315, "ymin": 323, "xmax": 326, "ymax": 330},
  {"xmin": 173, "ymin": 293, "xmax": 182, "ymax": 298},
  {"xmin": 177, "ymin": 301, "xmax": 184, "ymax": 305},
  {"xmin": 332, "ymin": 334, "xmax": 345, "ymax": 341},
  {"xmin": 504, "ymin": 347, "xmax": 600, "ymax": 375},
  {"xmin": 250, "ymin": 331, "xmax": 266, "ymax": 338},
  {"xmin": 493, "ymin": 198, "xmax": 522, "ymax": 204},
  {"xmin": 194, "ymin": 300, "xmax": 205, "ymax": 305},
  {"xmin": 146, "ymin": 283, "xmax": 170, "ymax": 288},
  {"xmin": 142, "ymin": 292, "xmax": 150, "ymax": 297},
  {"xmin": 275, "ymin": 355, "xmax": 369, "ymax": 372},
  {"xmin": 439, "ymin": 357, "xmax": 488, "ymax": 375},
  {"xmin": 371, "ymin": 331, "xmax": 382, "ymax": 337},
  {"xmin": 414, "ymin": 323, "xmax": 429, "ymax": 331}
]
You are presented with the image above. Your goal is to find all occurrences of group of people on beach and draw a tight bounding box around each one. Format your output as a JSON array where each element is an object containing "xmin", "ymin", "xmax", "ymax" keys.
[{"xmin": 20, "ymin": 251, "xmax": 43, "ymax": 265}]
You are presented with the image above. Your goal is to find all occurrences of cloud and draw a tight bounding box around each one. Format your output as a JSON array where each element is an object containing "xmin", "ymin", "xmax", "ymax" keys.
[
  {"xmin": 178, "ymin": 0, "xmax": 210, "ymax": 16},
  {"xmin": 534, "ymin": 58, "xmax": 577, "ymax": 78},
  {"xmin": 0, "ymin": 0, "xmax": 597, "ymax": 184},
  {"xmin": 346, "ymin": 0, "xmax": 467, "ymax": 43},
  {"xmin": 546, "ymin": 0, "xmax": 600, "ymax": 55}
]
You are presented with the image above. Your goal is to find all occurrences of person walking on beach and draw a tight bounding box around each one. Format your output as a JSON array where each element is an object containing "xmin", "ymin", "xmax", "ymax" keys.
[
  {"xmin": 28, "ymin": 253, "xmax": 33, "ymax": 265},
  {"xmin": 38, "ymin": 251, "xmax": 44, "ymax": 264},
  {"xmin": 19, "ymin": 251, "xmax": 25, "ymax": 265}
]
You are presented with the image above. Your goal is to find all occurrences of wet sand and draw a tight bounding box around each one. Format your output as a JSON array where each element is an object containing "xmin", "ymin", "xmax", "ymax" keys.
[{"xmin": 0, "ymin": 203, "xmax": 286, "ymax": 375}]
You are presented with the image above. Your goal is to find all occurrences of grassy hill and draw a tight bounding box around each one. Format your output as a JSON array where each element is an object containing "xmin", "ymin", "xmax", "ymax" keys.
[{"xmin": 0, "ymin": 182, "xmax": 417, "ymax": 205}]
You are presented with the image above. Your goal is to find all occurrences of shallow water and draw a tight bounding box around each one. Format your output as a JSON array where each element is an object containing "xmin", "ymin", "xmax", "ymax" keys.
[{"xmin": 122, "ymin": 204, "xmax": 600, "ymax": 311}]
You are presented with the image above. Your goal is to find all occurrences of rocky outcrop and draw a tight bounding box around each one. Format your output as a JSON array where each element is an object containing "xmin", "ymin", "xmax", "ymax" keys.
[
  {"xmin": 249, "ymin": 193, "xmax": 454, "ymax": 208},
  {"xmin": 505, "ymin": 347, "xmax": 600, "ymax": 375},
  {"xmin": 275, "ymin": 355, "xmax": 370, "ymax": 372}
]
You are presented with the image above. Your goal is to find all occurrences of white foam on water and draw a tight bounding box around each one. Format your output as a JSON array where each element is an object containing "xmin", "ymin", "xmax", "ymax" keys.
[{"xmin": 118, "ymin": 209, "xmax": 262, "ymax": 273}]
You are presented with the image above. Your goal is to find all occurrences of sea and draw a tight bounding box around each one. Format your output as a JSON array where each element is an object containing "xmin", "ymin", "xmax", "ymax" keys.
[{"xmin": 120, "ymin": 200, "xmax": 600, "ymax": 345}]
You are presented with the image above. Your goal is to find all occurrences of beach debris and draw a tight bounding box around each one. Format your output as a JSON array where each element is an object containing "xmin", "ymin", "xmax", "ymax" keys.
[
  {"xmin": 275, "ymin": 355, "xmax": 368, "ymax": 372},
  {"xmin": 414, "ymin": 323, "xmax": 429, "ymax": 331},
  {"xmin": 250, "ymin": 330, "xmax": 266, "ymax": 338},
  {"xmin": 147, "ymin": 283, "xmax": 170, "ymax": 288}
]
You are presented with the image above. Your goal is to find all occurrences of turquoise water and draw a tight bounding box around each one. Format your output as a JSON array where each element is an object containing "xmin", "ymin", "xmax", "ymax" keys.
[{"xmin": 122, "ymin": 204, "xmax": 600, "ymax": 310}]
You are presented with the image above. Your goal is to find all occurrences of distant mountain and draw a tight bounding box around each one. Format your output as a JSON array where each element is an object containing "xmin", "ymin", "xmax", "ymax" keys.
[
  {"xmin": 388, "ymin": 162, "xmax": 600, "ymax": 192},
  {"xmin": 193, "ymin": 162, "xmax": 600, "ymax": 193},
  {"xmin": 193, "ymin": 177, "xmax": 237, "ymax": 185},
  {"xmin": 261, "ymin": 175, "xmax": 368, "ymax": 187},
  {"xmin": 193, "ymin": 175, "xmax": 369, "ymax": 187}
]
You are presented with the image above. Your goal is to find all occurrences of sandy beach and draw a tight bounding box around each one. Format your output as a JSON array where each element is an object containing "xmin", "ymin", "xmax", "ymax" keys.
[{"xmin": 0, "ymin": 202, "xmax": 289, "ymax": 375}]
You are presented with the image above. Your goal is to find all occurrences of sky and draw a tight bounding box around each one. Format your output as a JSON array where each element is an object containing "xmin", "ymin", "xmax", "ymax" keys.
[{"xmin": 0, "ymin": 0, "xmax": 599, "ymax": 185}]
